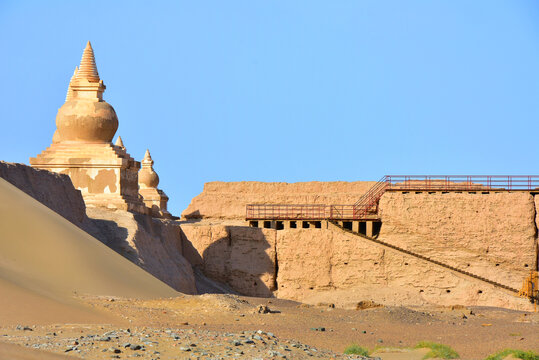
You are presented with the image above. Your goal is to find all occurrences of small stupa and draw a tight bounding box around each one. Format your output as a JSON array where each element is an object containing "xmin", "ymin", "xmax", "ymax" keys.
[
  {"xmin": 30, "ymin": 42, "xmax": 147, "ymax": 214},
  {"xmin": 138, "ymin": 149, "xmax": 171, "ymax": 218}
]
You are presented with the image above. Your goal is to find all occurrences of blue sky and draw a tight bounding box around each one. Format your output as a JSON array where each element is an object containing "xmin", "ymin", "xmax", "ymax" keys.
[{"xmin": 1, "ymin": 1, "xmax": 539, "ymax": 214}]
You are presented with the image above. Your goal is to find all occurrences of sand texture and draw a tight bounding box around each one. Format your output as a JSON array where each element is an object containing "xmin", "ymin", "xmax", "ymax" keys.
[
  {"xmin": 1, "ymin": 295, "xmax": 538, "ymax": 359},
  {"xmin": 0, "ymin": 161, "xmax": 197, "ymax": 294},
  {"xmin": 86, "ymin": 208, "xmax": 197, "ymax": 294},
  {"xmin": 0, "ymin": 177, "xmax": 179, "ymax": 325},
  {"xmin": 0, "ymin": 342, "xmax": 73, "ymax": 360},
  {"xmin": 0, "ymin": 161, "xmax": 87, "ymax": 226}
]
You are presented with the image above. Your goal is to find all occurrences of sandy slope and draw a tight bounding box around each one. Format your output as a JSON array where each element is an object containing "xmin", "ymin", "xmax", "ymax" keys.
[
  {"xmin": 0, "ymin": 342, "xmax": 72, "ymax": 360},
  {"xmin": 0, "ymin": 177, "xmax": 178, "ymax": 325}
]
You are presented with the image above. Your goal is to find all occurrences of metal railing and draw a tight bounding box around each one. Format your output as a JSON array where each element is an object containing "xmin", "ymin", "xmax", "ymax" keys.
[
  {"xmin": 385, "ymin": 175, "xmax": 539, "ymax": 192},
  {"xmin": 245, "ymin": 204, "xmax": 371, "ymax": 220},
  {"xmin": 246, "ymin": 175, "xmax": 539, "ymax": 220}
]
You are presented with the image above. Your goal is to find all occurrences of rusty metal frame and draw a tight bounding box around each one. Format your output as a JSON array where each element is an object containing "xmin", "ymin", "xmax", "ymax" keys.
[{"xmin": 246, "ymin": 175, "xmax": 539, "ymax": 220}]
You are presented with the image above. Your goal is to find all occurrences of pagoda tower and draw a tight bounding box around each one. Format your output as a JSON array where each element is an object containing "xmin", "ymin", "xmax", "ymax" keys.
[
  {"xmin": 30, "ymin": 42, "xmax": 147, "ymax": 214},
  {"xmin": 138, "ymin": 149, "xmax": 171, "ymax": 218}
]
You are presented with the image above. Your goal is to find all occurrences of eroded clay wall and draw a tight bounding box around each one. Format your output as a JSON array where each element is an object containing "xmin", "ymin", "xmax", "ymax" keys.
[
  {"xmin": 180, "ymin": 222, "xmax": 532, "ymax": 310},
  {"xmin": 0, "ymin": 162, "xmax": 197, "ymax": 294},
  {"xmin": 276, "ymin": 225, "xmax": 532, "ymax": 310},
  {"xmin": 378, "ymin": 192, "xmax": 538, "ymax": 290},
  {"xmin": 181, "ymin": 182, "xmax": 537, "ymax": 310},
  {"xmin": 181, "ymin": 224, "xmax": 276, "ymax": 297},
  {"xmin": 0, "ymin": 161, "xmax": 87, "ymax": 226},
  {"xmin": 182, "ymin": 181, "xmax": 376, "ymax": 219}
]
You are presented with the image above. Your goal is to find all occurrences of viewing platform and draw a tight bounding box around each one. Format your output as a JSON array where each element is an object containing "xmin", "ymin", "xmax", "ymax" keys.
[{"xmin": 246, "ymin": 175, "xmax": 539, "ymax": 235}]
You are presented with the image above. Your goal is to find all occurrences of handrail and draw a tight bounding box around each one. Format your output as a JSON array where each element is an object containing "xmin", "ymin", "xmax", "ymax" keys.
[
  {"xmin": 246, "ymin": 175, "xmax": 539, "ymax": 220},
  {"xmin": 329, "ymin": 220, "xmax": 519, "ymax": 294}
]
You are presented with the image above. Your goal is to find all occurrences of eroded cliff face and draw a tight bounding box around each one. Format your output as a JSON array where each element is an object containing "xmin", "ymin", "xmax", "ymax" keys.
[
  {"xmin": 182, "ymin": 181, "xmax": 376, "ymax": 219},
  {"xmin": 181, "ymin": 222, "xmax": 532, "ymax": 310},
  {"xmin": 0, "ymin": 162, "xmax": 196, "ymax": 295},
  {"xmin": 87, "ymin": 208, "xmax": 196, "ymax": 294},
  {"xmin": 276, "ymin": 224, "xmax": 533, "ymax": 310},
  {"xmin": 181, "ymin": 182, "xmax": 538, "ymax": 310},
  {"xmin": 378, "ymin": 192, "xmax": 537, "ymax": 289},
  {"xmin": 0, "ymin": 161, "xmax": 87, "ymax": 226},
  {"xmin": 181, "ymin": 224, "xmax": 276, "ymax": 297}
]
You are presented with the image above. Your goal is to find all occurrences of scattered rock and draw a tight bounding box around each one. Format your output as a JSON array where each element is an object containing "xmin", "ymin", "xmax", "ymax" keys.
[
  {"xmin": 15, "ymin": 325, "xmax": 33, "ymax": 331},
  {"xmin": 257, "ymin": 305, "xmax": 271, "ymax": 314}
]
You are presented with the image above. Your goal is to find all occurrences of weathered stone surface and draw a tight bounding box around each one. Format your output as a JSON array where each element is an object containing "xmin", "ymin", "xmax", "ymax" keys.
[
  {"xmin": 87, "ymin": 208, "xmax": 197, "ymax": 294},
  {"xmin": 0, "ymin": 161, "xmax": 196, "ymax": 294},
  {"xmin": 181, "ymin": 183, "xmax": 537, "ymax": 310},
  {"xmin": 182, "ymin": 181, "xmax": 375, "ymax": 219},
  {"xmin": 275, "ymin": 226, "xmax": 533, "ymax": 310},
  {"xmin": 30, "ymin": 42, "xmax": 146, "ymax": 214},
  {"xmin": 138, "ymin": 150, "xmax": 170, "ymax": 218},
  {"xmin": 181, "ymin": 223, "xmax": 276, "ymax": 297},
  {"xmin": 378, "ymin": 192, "xmax": 537, "ymax": 289},
  {"xmin": 0, "ymin": 161, "xmax": 87, "ymax": 226}
]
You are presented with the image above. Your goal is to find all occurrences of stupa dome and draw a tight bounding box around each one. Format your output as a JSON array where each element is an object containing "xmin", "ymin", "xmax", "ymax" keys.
[
  {"xmin": 139, "ymin": 150, "xmax": 160, "ymax": 188},
  {"xmin": 56, "ymin": 100, "xmax": 118, "ymax": 142},
  {"xmin": 55, "ymin": 41, "xmax": 118, "ymax": 143}
]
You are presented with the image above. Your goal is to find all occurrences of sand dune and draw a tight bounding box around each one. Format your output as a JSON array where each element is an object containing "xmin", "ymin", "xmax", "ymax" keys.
[{"xmin": 0, "ymin": 177, "xmax": 179, "ymax": 325}]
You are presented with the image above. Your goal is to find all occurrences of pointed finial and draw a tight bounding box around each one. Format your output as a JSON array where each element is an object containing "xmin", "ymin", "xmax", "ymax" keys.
[
  {"xmin": 65, "ymin": 66, "xmax": 78, "ymax": 102},
  {"xmin": 76, "ymin": 41, "xmax": 100, "ymax": 82},
  {"xmin": 144, "ymin": 149, "xmax": 152, "ymax": 161},
  {"xmin": 115, "ymin": 136, "xmax": 125, "ymax": 148},
  {"xmin": 142, "ymin": 149, "xmax": 154, "ymax": 168}
]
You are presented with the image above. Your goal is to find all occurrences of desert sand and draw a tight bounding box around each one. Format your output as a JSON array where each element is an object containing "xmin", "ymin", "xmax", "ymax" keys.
[
  {"xmin": 0, "ymin": 177, "xmax": 178, "ymax": 326},
  {"xmin": 1, "ymin": 174, "xmax": 538, "ymax": 359},
  {"xmin": 0, "ymin": 294, "xmax": 538, "ymax": 359}
]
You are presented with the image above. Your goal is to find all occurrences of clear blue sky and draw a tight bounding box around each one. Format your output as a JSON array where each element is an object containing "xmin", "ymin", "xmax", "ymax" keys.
[{"xmin": 1, "ymin": 1, "xmax": 539, "ymax": 214}]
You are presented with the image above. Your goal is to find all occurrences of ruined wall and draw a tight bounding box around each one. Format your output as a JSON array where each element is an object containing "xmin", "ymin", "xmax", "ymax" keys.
[
  {"xmin": 378, "ymin": 192, "xmax": 538, "ymax": 290},
  {"xmin": 0, "ymin": 162, "xmax": 196, "ymax": 294},
  {"xmin": 181, "ymin": 223, "xmax": 276, "ymax": 297},
  {"xmin": 87, "ymin": 208, "xmax": 196, "ymax": 294},
  {"xmin": 0, "ymin": 161, "xmax": 87, "ymax": 226},
  {"xmin": 182, "ymin": 181, "xmax": 375, "ymax": 219},
  {"xmin": 179, "ymin": 222, "xmax": 532, "ymax": 310},
  {"xmin": 276, "ymin": 225, "xmax": 532, "ymax": 310},
  {"xmin": 181, "ymin": 182, "xmax": 538, "ymax": 310}
]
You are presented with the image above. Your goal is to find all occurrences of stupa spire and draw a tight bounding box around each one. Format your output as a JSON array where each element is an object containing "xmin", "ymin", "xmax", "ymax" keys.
[
  {"xmin": 115, "ymin": 136, "xmax": 125, "ymax": 148},
  {"xmin": 143, "ymin": 149, "xmax": 153, "ymax": 164},
  {"xmin": 76, "ymin": 41, "xmax": 100, "ymax": 82},
  {"xmin": 65, "ymin": 66, "xmax": 78, "ymax": 102}
]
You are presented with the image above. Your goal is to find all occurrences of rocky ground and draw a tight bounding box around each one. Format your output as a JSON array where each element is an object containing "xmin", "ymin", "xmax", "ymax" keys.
[
  {"xmin": 1, "ymin": 326, "xmax": 368, "ymax": 360},
  {"xmin": 1, "ymin": 294, "xmax": 538, "ymax": 360}
]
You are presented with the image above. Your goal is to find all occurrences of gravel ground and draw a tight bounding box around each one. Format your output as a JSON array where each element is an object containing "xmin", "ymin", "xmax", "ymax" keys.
[
  {"xmin": 1, "ymin": 294, "xmax": 538, "ymax": 359},
  {"xmin": 1, "ymin": 325, "xmax": 372, "ymax": 360}
]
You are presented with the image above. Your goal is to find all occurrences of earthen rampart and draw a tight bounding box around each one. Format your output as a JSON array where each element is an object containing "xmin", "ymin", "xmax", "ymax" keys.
[
  {"xmin": 0, "ymin": 161, "xmax": 196, "ymax": 294},
  {"xmin": 180, "ymin": 181, "xmax": 538, "ymax": 310},
  {"xmin": 182, "ymin": 181, "xmax": 376, "ymax": 219}
]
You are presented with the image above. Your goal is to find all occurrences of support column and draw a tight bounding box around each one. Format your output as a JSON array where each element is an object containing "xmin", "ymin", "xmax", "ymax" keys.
[
  {"xmin": 366, "ymin": 221, "xmax": 373, "ymax": 237},
  {"xmin": 284, "ymin": 221, "xmax": 292, "ymax": 229},
  {"xmin": 352, "ymin": 221, "xmax": 360, "ymax": 233}
]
